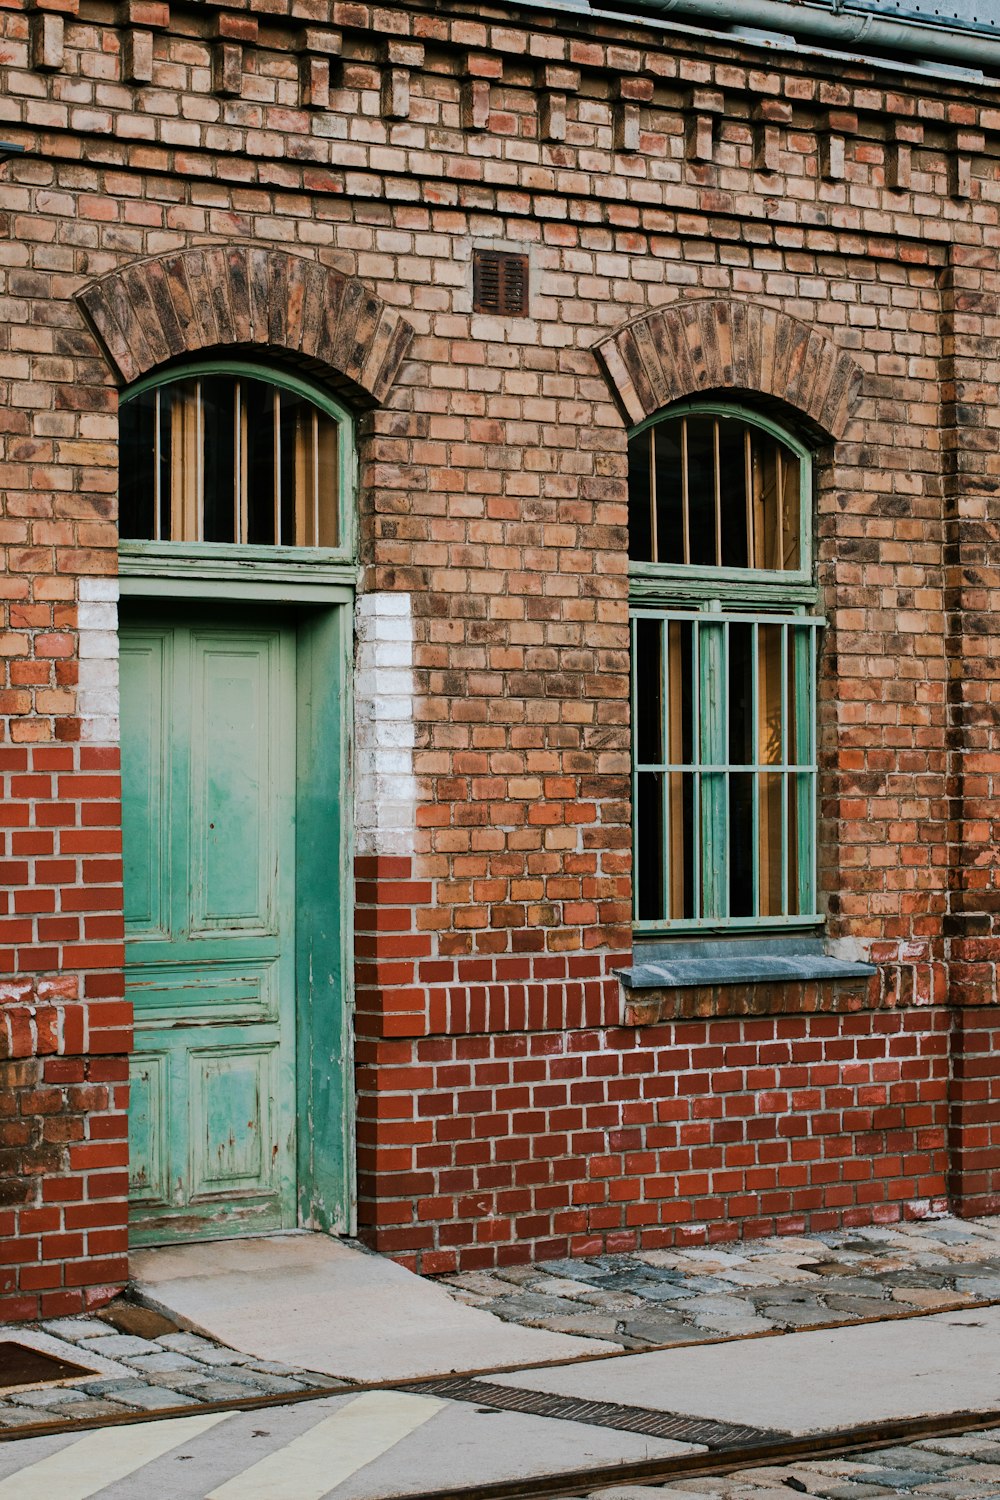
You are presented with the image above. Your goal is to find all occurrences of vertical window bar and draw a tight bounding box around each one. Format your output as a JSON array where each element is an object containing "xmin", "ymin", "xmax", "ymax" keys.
[
  {"xmin": 681, "ymin": 418, "xmax": 690, "ymax": 566},
  {"xmin": 237, "ymin": 380, "xmax": 248, "ymax": 545},
  {"xmin": 661, "ymin": 615, "xmax": 670, "ymax": 920},
  {"xmin": 649, "ymin": 427, "xmax": 658, "ymax": 564},
  {"xmin": 631, "ymin": 614, "xmax": 640, "ymax": 922},
  {"xmin": 273, "ymin": 388, "xmax": 282, "ymax": 547},
  {"xmin": 775, "ymin": 445, "xmax": 784, "ymax": 571},
  {"xmin": 751, "ymin": 617, "xmax": 760, "ymax": 918},
  {"xmin": 699, "ymin": 613, "xmax": 725, "ymax": 920},
  {"xmin": 153, "ymin": 390, "xmax": 161, "ymax": 542},
  {"xmin": 795, "ymin": 621, "xmax": 816, "ymax": 917},
  {"xmin": 713, "ymin": 420, "xmax": 722, "ymax": 569},
  {"xmin": 196, "ymin": 380, "xmax": 204, "ymax": 542},
  {"xmin": 313, "ymin": 407, "xmax": 320, "ymax": 548},
  {"xmin": 692, "ymin": 616, "xmax": 700, "ymax": 922},
  {"xmin": 723, "ymin": 618, "xmax": 730, "ymax": 917},
  {"xmin": 780, "ymin": 621, "xmax": 788, "ymax": 917},
  {"xmin": 744, "ymin": 427, "xmax": 754, "ymax": 568}
]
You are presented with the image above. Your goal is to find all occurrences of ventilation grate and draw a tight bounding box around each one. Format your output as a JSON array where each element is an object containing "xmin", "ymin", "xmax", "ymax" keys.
[
  {"xmin": 473, "ymin": 249, "xmax": 529, "ymax": 317},
  {"xmin": 415, "ymin": 1376, "xmax": 778, "ymax": 1449}
]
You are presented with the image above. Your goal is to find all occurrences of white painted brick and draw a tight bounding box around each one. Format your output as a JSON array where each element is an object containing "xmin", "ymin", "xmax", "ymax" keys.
[
  {"xmin": 78, "ymin": 629, "xmax": 120, "ymax": 659},
  {"xmin": 79, "ymin": 577, "xmax": 119, "ymax": 603},
  {"xmin": 355, "ymin": 591, "xmax": 417, "ymax": 856}
]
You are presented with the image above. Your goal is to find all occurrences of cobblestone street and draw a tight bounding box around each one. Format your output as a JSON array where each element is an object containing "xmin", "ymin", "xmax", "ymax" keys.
[
  {"xmin": 442, "ymin": 1218, "xmax": 1000, "ymax": 1348},
  {"xmin": 575, "ymin": 1430, "xmax": 1000, "ymax": 1500}
]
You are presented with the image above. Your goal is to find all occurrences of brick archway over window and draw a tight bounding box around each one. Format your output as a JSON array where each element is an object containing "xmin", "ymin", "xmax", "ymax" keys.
[
  {"xmin": 595, "ymin": 299, "xmax": 863, "ymax": 439},
  {"xmin": 77, "ymin": 246, "xmax": 414, "ymax": 404}
]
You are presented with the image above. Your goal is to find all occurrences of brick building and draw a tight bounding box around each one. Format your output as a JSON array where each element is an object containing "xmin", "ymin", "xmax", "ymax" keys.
[{"xmin": 1, "ymin": 0, "xmax": 1000, "ymax": 1319}]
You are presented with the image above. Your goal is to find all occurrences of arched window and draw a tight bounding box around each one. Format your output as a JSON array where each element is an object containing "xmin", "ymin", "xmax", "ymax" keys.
[
  {"xmin": 118, "ymin": 362, "xmax": 351, "ymax": 550},
  {"xmin": 628, "ymin": 403, "xmax": 820, "ymax": 932}
]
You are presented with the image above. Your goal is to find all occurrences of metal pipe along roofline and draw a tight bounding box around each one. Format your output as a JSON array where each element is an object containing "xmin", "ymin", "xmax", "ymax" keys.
[{"xmin": 579, "ymin": 0, "xmax": 1000, "ymax": 72}]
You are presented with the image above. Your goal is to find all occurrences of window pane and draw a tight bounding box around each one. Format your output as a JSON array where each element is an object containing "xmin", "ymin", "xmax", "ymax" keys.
[
  {"xmin": 718, "ymin": 418, "xmax": 749, "ymax": 569},
  {"xmin": 729, "ymin": 771, "xmax": 754, "ymax": 918},
  {"xmin": 728, "ymin": 622, "xmax": 754, "ymax": 764},
  {"xmin": 685, "ymin": 416, "xmax": 716, "ymax": 569},
  {"xmin": 316, "ymin": 413, "xmax": 339, "ymax": 548},
  {"xmin": 199, "ymin": 376, "xmax": 236, "ymax": 543},
  {"xmin": 667, "ymin": 618, "xmax": 693, "ymax": 765},
  {"xmin": 627, "ymin": 429, "xmax": 653, "ymax": 563},
  {"xmin": 654, "ymin": 422, "xmax": 685, "ymax": 565},
  {"xmin": 758, "ymin": 771, "xmax": 784, "ymax": 915},
  {"xmin": 169, "ymin": 381, "xmax": 203, "ymax": 543},
  {"xmin": 119, "ymin": 390, "xmax": 157, "ymax": 540},
  {"xmin": 245, "ymin": 378, "xmax": 277, "ymax": 546},
  {"xmin": 636, "ymin": 772, "xmax": 664, "ymax": 922},
  {"xmin": 635, "ymin": 617, "xmax": 663, "ymax": 765},
  {"xmin": 668, "ymin": 770, "xmax": 695, "ymax": 920},
  {"xmin": 757, "ymin": 624, "xmax": 783, "ymax": 765}
]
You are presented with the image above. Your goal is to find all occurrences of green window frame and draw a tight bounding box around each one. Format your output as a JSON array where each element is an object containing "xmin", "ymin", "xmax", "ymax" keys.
[{"xmin": 629, "ymin": 401, "xmax": 823, "ymax": 934}]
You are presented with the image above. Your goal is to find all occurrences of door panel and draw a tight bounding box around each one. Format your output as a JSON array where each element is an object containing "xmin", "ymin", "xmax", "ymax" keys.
[
  {"xmin": 122, "ymin": 613, "xmax": 297, "ymax": 1244},
  {"xmin": 121, "ymin": 631, "xmax": 171, "ymax": 938}
]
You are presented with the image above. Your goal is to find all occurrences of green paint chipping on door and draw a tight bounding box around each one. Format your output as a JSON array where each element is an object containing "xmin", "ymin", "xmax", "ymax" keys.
[{"xmin": 122, "ymin": 613, "xmax": 298, "ymax": 1243}]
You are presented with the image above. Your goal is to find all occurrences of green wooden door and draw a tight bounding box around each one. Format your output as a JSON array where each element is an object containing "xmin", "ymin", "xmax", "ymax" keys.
[{"xmin": 121, "ymin": 612, "xmax": 298, "ymax": 1244}]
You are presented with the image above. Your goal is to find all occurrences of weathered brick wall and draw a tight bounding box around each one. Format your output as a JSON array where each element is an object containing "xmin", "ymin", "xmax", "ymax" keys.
[{"xmin": 0, "ymin": 0, "xmax": 997, "ymax": 1294}]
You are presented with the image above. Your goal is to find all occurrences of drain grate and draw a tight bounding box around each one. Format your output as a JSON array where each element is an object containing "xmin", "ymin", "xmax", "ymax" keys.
[
  {"xmin": 0, "ymin": 1341, "xmax": 96, "ymax": 1392},
  {"xmin": 416, "ymin": 1376, "xmax": 777, "ymax": 1449}
]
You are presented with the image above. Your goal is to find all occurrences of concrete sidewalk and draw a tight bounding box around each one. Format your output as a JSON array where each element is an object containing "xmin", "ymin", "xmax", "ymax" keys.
[{"xmin": 130, "ymin": 1233, "xmax": 621, "ymax": 1382}]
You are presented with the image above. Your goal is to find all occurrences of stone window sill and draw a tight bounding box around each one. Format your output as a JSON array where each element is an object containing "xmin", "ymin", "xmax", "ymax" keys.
[{"xmin": 617, "ymin": 936, "xmax": 877, "ymax": 1024}]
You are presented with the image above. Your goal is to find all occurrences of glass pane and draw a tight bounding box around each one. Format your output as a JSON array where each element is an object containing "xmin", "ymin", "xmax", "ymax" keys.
[
  {"xmin": 757, "ymin": 624, "xmax": 783, "ymax": 765},
  {"xmin": 787, "ymin": 774, "xmax": 799, "ymax": 917},
  {"xmin": 718, "ymin": 417, "xmax": 749, "ymax": 569},
  {"xmin": 729, "ymin": 771, "xmax": 754, "ymax": 918},
  {"xmin": 751, "ymin": 430, "xmax": 801, "ymax": 572},
  {"xmin": 636, "ymin": 772, "xmax": 664, "ymax": 922},
  {"xmin": 119, "ymin": 390, "xmax": 157, "ymax": 540},
  {"xmin": 685, "ymin": 416, "xmax": 716, "ymax": 568},
  {"xmin": 316, "ymin": 413, "xmax": 339, "ymax": 547},
  {"xmin": 758, "ymin": 771, "xmax": 784, "ymax": 916},
  {"xmin": 627, "ymin": 429, "xmax": 653, "ymax": 562},
  {"xmin": 245, "ymin": 378, "xmax": 277, "ymax": 546},
  {"xmin": 666, "ymin": 618, "xmax": 693, "ymax": 765},
  {"xmin": 728, "ymin": 622, "xmax": 754, "ymax": 765},
  {"xmin": 781, "ymin": 450, "xmax": 801, "ymax": 570},
  {"xmin": 200, "ymin": 376, "xmax": 236, "ymax": 543},
  {"xmin": 168, "ymin": 381, "xmax": 203, "ymax": 543},
  {"xmin": 654, "ymin": 422, "xmax": 685, "ymax": 564},
  {"xmin": 667, "ymin": 770, "xmax": 695, "ymax": 920},
  {"xmin": 635, "ymin": 617, "xmax": 663, "ymax": 765}
]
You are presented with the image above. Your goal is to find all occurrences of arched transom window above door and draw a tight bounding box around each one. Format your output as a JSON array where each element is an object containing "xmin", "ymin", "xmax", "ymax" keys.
[{"xmin": 119, "ymin": 362, "xmax": 353, "ymax": 555}]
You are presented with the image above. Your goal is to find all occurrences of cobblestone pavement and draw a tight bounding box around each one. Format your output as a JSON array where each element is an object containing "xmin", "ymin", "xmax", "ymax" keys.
[
  {"xmin": 573, "ymin": 1429, "xmax": 1000, "ymax": 1499},
  {"xmin": 0, "ymin": 1300, "xmax": 344, "ymax": 1431},
  {"xmin": 441, "ymin": 1217, "xmax": 1000, "ymax": 1348}
]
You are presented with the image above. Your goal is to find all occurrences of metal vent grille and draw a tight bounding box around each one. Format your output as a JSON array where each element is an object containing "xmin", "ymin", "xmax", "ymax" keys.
[
  {"xmin": 415, "ymin": 1377, "xmax": 777, "ymax": 1449},
  {"xmin": 473, "ymin": 250, "xmax": 529, "ymax": 317}
]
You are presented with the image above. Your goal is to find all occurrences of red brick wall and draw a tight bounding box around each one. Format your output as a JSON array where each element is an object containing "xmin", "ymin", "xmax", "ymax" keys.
[{"xmin": 0, "ymin": 0, "xmax": 998, "ymax": 1300}]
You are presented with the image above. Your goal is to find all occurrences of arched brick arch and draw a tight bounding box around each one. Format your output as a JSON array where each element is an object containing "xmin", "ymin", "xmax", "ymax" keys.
[
  {"xmin": 77, "ymin": 246, "xmax": 413, "ymax": 404},
  {"xmin": 595, "ymin": 298, "xmax": 863, "ymax": 439}
]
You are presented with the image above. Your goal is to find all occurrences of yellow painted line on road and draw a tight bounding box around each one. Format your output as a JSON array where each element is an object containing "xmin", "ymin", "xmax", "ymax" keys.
[
  {"xmin": 207, "ymin": 1389, "xmax": 448, "ymax": 1500},
  {"xmin": 0, "ymin": 1411, "xmax": 230, "ymax": 1500}
]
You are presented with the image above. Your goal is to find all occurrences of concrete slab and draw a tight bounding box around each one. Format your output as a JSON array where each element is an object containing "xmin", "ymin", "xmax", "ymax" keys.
[
  {"xmin": 130, "ymin": 1234, "xmax": 621, "ymax": 1383},
  {"xmin": 484, "ymin": 1305, "xmax": 1000, "ymax": 1436},
  {"xmin": 0, "ymin": 1391, "xmax": 700, "ymax": 1500}
]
